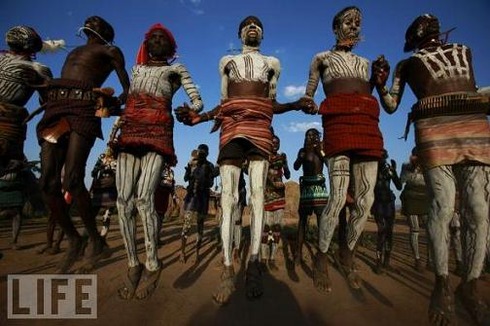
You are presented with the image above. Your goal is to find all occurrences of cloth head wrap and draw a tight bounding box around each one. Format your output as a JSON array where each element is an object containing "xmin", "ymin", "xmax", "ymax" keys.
[
  {"xmin": 136, "ymin": 23, "xmax": 177, "ymax": 64},
  {"xmin": 5, "ymin": 25, "xmax": 43, "ymax": 54}
]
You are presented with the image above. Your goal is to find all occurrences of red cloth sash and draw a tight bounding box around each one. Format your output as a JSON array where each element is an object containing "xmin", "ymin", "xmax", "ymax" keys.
[
  {"xmin": 320, "ymin": 94, "xmax": 384, "ymax": 158},
  {"xmin": 118, "ymin": 94, "xmax": 177, "ymax": 165},
  {"xmin": 215, "ymin": 98, "xmax": 274, "ymax": 156}
]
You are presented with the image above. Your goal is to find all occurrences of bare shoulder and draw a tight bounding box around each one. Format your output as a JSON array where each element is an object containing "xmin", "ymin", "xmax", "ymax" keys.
[
  {"xmin": 219, "ymin": 55, "xmax": 234, "ymax": 72},
  {"xmin": 265, "ymin": 55, "xmax": 280, "ymax": 71},
  {"xmin": 106, "ymin": 45, "xmax": 124, "ymax": 57}
]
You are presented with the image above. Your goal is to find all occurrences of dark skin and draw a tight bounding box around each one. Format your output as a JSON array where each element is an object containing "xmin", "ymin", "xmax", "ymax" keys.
[
  {"xmin": 41, "ymin": 16, "xmax": 130, "ymax": 274},
  {"xmin": 293, "ymin": 129, "xmax": 327, "ymax": 265},
  {"xmin": 372, "ymin": 23, "xmax": 485, "ymax": 325},
  {"xmin": 176, "ymin": 16, "xmax": 315, "ymax": 305},
  {"xmin": 62, "ymin": 17, "xmax": 129, "ymax": 102},
  {"xmin": 175, "ymin": 16, "xmax": 315, "ymax": 168}
]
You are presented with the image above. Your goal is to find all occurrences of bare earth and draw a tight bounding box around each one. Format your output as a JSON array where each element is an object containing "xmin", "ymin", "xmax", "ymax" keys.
[{"xmin": 0, "ymin": 181, "xmax": 489, "ymax": 326}]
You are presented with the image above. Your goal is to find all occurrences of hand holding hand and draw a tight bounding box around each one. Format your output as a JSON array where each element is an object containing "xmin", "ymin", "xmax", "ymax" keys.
[
  {"xmin": 371, "ymin": 55, "xmax": 390, "ymax": 87},
  {"xmin": 175, "ymin": 103, "xmax": 201, "ymax": 126},
  {"xmin": 298, "ymin": 97, "xmax": 318, "ymax": 114}
]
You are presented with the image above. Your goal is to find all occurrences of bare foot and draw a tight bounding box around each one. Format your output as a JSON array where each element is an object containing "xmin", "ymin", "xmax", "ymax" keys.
[
  {"xmin": 77, "ymin": 236, "xmax": 112, "ymax": 273},
  {"xmin": 135, "ymin": 267, "xmax": 162, "ymax": 300},
  {"xmin": 335, "ymin": 249, "xmax": 361, "ymax": 290},
  {"xmin": 45, "ymin": 246, "xmax": 61, "ymax": 255},
  {"xmin": 36, "ymin": 245, "xmax": 51, "ymax": 255},
  {"xmin": 268, "ymin": 259, "xmax": 279, "ymax": 272},
  {"xmin": 213, "ymin": 265, "xmax": 236, "ymax": 305},
  {"xmin": 191, "ymin": 253, "xmax": 201, "ymax": 265},
  {"xmin": 455, "ymin": 279, "xmax": 489, "ymax": 325},
  {"xmin": 428, "ymin": 275, "xmax": 454, "ymax": 326},
  {"xmin": 55, "ymin": 237, "xmax": 83, "ymax": 273},
  {"xmin": 294, "ymin": 254, "xmax": 301, "ymax": 266},
  {"xmin": 313, "ymin": 251, "xmax": 331, "ymax": 293},
  {"xmin": 232, "ymin": 248, "xmax": 241, "ymax": 264},
  {"xmin": 245, "ymin": 260, "xmax": 263, "ymax": 300},
  {"xmin": 179, "ymin": 251, "xmax": 187, "ymax": 264},
  {"xmin": 118, "ymin": 264, "xmax": 144, "ymax": 300}
]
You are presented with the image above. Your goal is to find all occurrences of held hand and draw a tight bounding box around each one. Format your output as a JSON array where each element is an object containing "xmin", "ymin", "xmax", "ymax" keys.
[
  {"xmin": 298, "ymin": 97, "xmax": 318, "ymax": 114},
  {"xmin": 174, "ymin": 103, "xmax": 201, "ymax": 126},
  {"xmin": 371, "ymin": 55, "xmax": 390, "ymax": 87}
]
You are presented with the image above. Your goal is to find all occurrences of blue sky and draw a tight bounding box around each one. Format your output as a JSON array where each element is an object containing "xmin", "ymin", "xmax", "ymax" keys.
[{"xmin": 3, "ymin": 0, "xmax": 490, "ymax": 192}]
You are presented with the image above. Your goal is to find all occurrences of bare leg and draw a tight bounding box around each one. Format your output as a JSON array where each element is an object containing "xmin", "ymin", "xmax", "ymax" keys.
[
  {"xmin": 180, "ymin": 210, "xmax": 193, "ymax": 263},
  {"xmin": 194, "ymin": 213, "xmax": 205, "ymax": 263},
  {"xmin": 295, "ymin": 213, "xmax": 307, "ymax": 265},
  {"xmin": 11, "ymin": 209, "xmax": 22, "ymax": 250}
]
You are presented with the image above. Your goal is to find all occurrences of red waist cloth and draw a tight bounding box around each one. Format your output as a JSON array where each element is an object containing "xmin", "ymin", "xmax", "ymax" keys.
[
  {"xmin": 117, "ymin": 94, "xmax": 176, "ymax": 165},
  {"xmin": 320, "ymin": 94, "xmax": 384, "ymax": 158},
  {"xmin": 215, "ymin": 98, "xmax": 274, "ymax": 156}
]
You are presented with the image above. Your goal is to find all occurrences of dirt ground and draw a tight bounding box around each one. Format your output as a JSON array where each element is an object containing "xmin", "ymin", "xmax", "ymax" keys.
[{"xmin": 0, "ymin": 211, "xmax": 489, "ymax": 326}]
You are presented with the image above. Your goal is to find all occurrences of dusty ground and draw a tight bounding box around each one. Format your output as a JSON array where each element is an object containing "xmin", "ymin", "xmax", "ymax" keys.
[{"xmin": 0, "ymin": 211, "xmax": 489, "ymax": 326}]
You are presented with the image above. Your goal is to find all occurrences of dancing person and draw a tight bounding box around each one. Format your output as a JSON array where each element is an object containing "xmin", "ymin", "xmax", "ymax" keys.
[
  {"xmin": 180, "ymin": 144, "xmax": 218, "ymax": 263},
  {"xmin": 114, "ymin": 22, "xmax": 203, "ymax": 300},
  {"xmin": 0, "ymin": 26, "xmax": 52, "ymax": 249},
  {"xmin": 372, "ymin": 13, "xmax": 490, "ymax": 325},
  {"xmin": 36, "ymin": 16, "xmax": 129, "ymax": 273},
  {"xmin": 293, "ymin": 128, "xmax": 328, "ymax": 266},
  {"xmin": 371, "ymin": 150, "xmax": 402, "ymax": 274},
  {"xmin": 301, "ymin": 6, "xmax": 386, "ymax": 292},
  {"xmin": 400, "ymin": 147, "xmax": 431, "ymax": 272},
  {"xmin": 262, "ymin": 134, "xmax": 290, "ymax": 271},
  {"xmin": 155, "ymin": 162, "xmax": 176, "ymax": 245},
  {"xmin": 176, "ymin": 15, "xmax": 314, "ymax": 304},
  {"xmin": 90, "ymin": 146, "xmax": 117, "ymax": 238}
]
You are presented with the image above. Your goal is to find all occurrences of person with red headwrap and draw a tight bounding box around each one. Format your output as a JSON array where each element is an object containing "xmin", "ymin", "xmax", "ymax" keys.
[{"xmin": 113, "ymin": 23, "xmax": 203, "ymax": 300}]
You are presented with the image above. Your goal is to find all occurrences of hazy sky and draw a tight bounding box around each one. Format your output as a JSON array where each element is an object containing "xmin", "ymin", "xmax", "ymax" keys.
[{"xmin": 3, "ymin": 0, "xmax": 489, "ymax": 194}]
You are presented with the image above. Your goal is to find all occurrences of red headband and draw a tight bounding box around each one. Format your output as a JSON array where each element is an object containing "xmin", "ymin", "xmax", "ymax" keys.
[{"xmin": 136, "ymin": 23, "xmax": 177, "ymax": 65}]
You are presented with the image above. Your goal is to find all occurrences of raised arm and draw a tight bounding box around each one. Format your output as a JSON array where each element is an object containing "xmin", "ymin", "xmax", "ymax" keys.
[{"xmin": 372, "ymin": 57, "xmax": 408, "ymax": 114}]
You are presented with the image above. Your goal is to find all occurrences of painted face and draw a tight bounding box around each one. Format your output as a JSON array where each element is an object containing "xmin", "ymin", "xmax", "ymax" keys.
[
  {"xmin": 240, "ymin": 18, "xmax": 263, "ymax": 46},
  {"xmin": 147, "ymin": 29, "xmax": 173, "ymax": 60},
  {"xmin": 334, "ymin": 8, "xmax": 361, "ymax": 44}
]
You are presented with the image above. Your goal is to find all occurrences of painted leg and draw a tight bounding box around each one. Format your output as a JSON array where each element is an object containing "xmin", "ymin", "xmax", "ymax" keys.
[
  {"xmin": 246, "ymin": 159, "xmax": 268, "ymax": 299},
  {"xmin": 180, "ymin": 210, "xmax": 193, "ymax": 263},
  {"xmin": 213, "ymin": 164, "xmax": 240, "ymax": 304}
]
